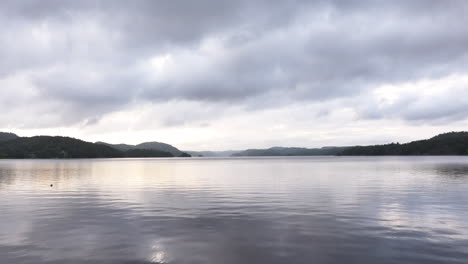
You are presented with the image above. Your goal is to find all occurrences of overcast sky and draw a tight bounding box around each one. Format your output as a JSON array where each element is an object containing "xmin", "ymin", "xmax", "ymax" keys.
[{"xmin": 1, "ymin": 0, "xmax": 468, "ymax": 150}]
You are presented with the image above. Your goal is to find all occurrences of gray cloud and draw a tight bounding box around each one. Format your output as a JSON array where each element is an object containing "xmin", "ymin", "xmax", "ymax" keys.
[{"xmin": 1, "ymin": 0, "xmax": 468, "ymax": 128}]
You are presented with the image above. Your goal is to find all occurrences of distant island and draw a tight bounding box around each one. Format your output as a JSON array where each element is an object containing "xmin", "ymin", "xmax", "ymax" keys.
[
  {"xmin": 0, "ymin": 132, "xmax": 190, "ymax": 159},
  {"xmin": 1, "ymin": 131, "xmax": 468, "ymax": 159}
]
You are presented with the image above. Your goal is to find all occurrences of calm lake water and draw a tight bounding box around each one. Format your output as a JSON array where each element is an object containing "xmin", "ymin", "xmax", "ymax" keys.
[{"xmin": 1, "ymin": 157, "xmax": 468, "ymax": 264}]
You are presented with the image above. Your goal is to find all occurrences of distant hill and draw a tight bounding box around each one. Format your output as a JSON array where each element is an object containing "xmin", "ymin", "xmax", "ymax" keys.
[
  {"xmin": 340, "ymin": 132, "xmax": 468, "ymax": 155},
  {"xmin": 2, "ymin": 131, "xmax": 468, "ymax": 159},
  {"xmin": 97, "ymin": 141, "xmax": 191, "ymax": 157},
  {"xmin": 0, "ymin": 136, "xmax": 123, "ymax": 159},
  {"xmin": 123, "ymin": 148, "xmax": 174, "ymax": 158},
  {"xmin": 230, "ymin": 132, "xmax": 468, "ymax": 156},
  {"xmin": 0, "ymin": 132, "xmax": 19, "ymax": 142},
  {"xmin": 96, "ymin": 142, "xmax": 135, "ymax": 152},
  {"xmin": 0, "ymin": 134, "xmax": 175, "ymax": 159},
  {"xmin": 232, "ymin": 146, "xmax": 347, "ymax": 156},
  {"xmin": 136, "ymin": 142, "xmax": 186, "ymax": 156}
]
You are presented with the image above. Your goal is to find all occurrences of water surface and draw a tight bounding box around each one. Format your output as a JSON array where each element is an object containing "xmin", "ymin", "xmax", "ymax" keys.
[{"xmin": 1, "ymin": 157, "xmax": 468, "ymax": 263}]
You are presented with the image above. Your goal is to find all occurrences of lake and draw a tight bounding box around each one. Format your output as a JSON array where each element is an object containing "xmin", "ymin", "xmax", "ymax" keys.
[{"xmin": 1, "ymin": 156, "xmax": 468, "ymax": 264}]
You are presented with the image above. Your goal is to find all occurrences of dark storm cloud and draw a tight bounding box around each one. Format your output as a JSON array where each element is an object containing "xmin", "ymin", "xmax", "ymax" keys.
[{"xmin": 0, "ymin": 0, "xmax": 468, "ymax": 127}]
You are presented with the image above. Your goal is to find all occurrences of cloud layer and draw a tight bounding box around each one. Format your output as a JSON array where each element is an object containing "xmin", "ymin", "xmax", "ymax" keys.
[{"xmin": 1, "ymin": 0, "xmax": 468, "ymax": 148}]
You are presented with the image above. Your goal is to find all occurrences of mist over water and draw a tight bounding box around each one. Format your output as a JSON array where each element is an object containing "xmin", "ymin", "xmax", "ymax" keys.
[{"xmin": 1, "ymin": 157, "xmax": 468, "ymax": 264}]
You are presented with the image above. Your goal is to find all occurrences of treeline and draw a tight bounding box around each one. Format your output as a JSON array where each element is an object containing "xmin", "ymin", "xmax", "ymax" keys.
[
  {"xmin": 97, "ymin": 141, "xmax": 191, "ymax": 157},
  {"xmin": 232, "ymin": 146, "xmax": 347, "ymax": 156},
  {"xmin": 340, "ymin": 132, "xmax": 468, "ymax": 155},
  {"xmin": 2, "ymin": 131, "xmax": 468, "ymax": 158},
  {"xmin": 0, "ymin": 135, "xmax": 175, "ymax": 159},
  {"xmin": 0, "ymin": 132, "xmax": 19, "ymax": 142},
  {"xmin": 230, "ymin": 132, "xmax": 468, "ymax": 157}
]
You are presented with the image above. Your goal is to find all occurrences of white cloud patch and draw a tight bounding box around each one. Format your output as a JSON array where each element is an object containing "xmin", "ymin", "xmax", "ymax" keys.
[{"xmin": 362, "ymin": 73, "xmax": 468, "ymax": 122}]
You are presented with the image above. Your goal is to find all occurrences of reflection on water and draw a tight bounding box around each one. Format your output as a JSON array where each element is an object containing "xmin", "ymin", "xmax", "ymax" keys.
[
  {"xmin": 1, "ymin": 157, "xmax": 468, "ymax": 264},
  {"xmin": 435, "ymin": 164, "xmax": 468, "ymax": 179}
]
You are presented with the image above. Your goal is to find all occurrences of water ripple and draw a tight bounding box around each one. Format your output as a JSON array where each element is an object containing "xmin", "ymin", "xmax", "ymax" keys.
[{"xmin": 1, "ymin": 157, "xmax": 468, "ymax": 263}]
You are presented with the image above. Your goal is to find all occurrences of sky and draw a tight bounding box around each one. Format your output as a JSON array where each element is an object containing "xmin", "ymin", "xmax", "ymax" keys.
[{"xmin": 1, "ymin": 0, "xmax": 468, "ymax": 150}]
